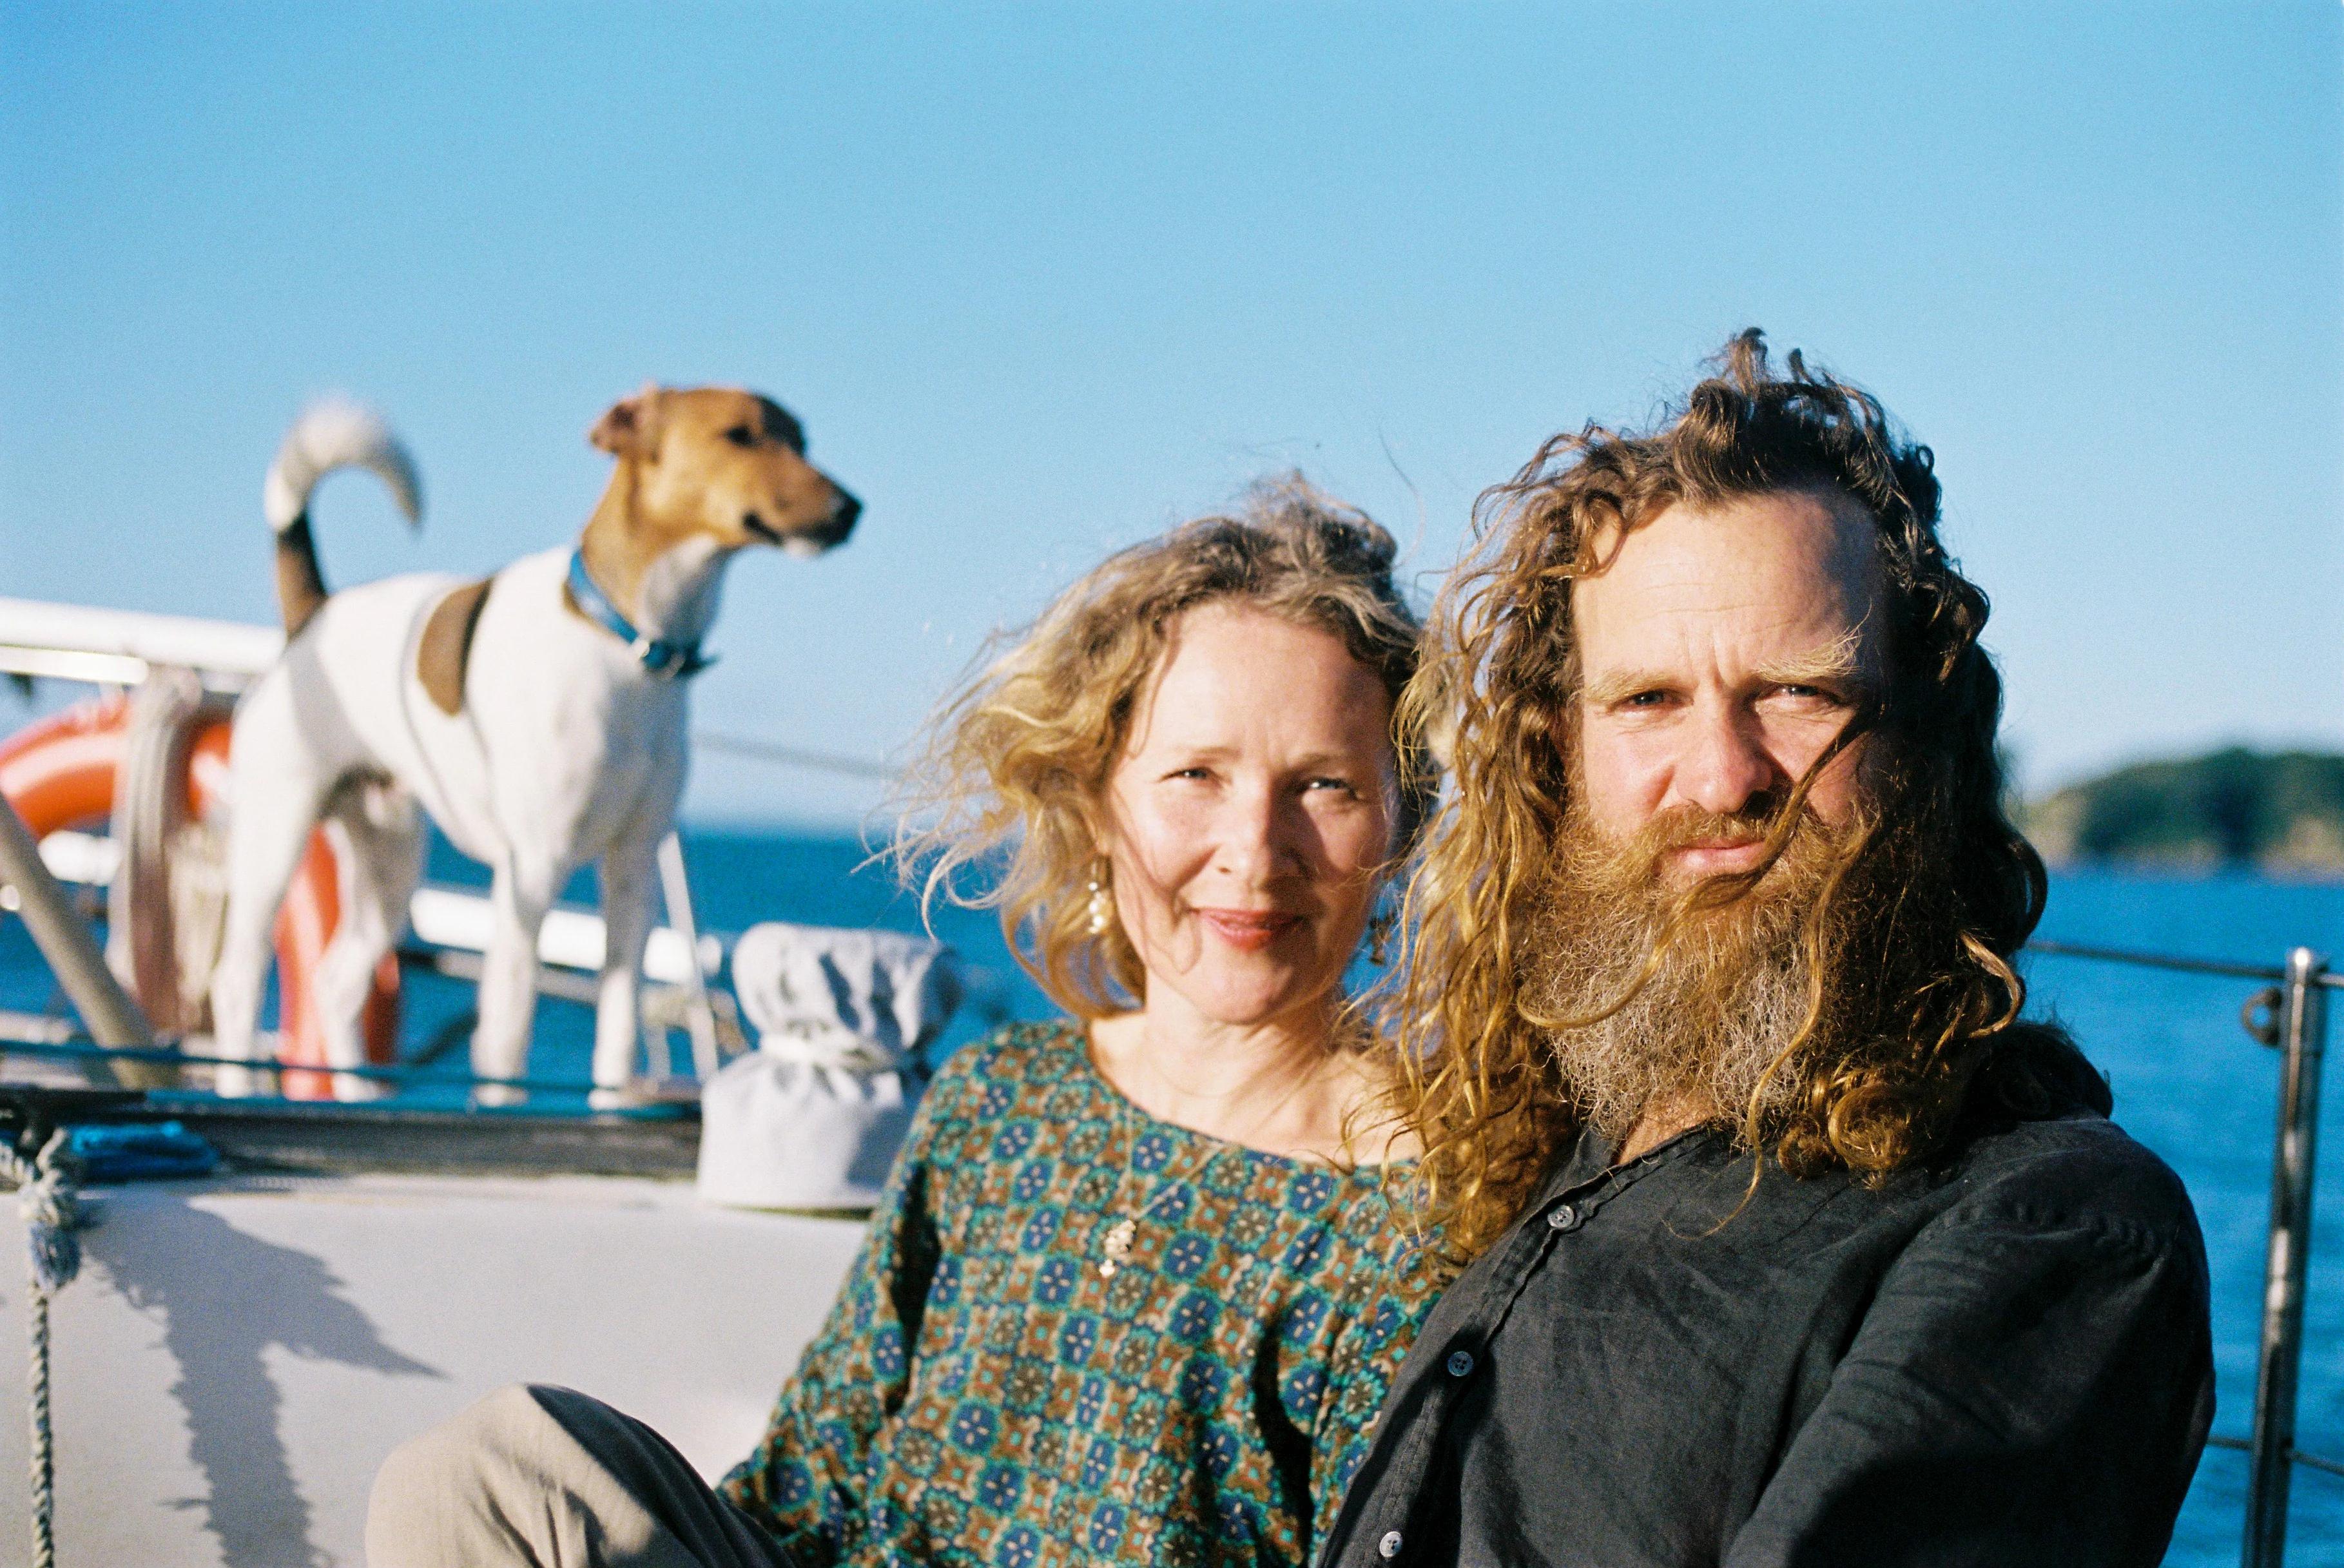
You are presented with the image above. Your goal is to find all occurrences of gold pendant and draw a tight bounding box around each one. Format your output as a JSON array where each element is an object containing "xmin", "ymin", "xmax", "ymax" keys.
[{"xmin": 1098, "ymin": 1217, "xmax": 1137, "ymax": 1279}]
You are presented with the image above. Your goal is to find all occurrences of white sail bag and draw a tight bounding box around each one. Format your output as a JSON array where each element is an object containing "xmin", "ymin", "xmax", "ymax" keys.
[{"xmin": 697, "ymin": 922, "xmax": 962, "ymax": 1210}]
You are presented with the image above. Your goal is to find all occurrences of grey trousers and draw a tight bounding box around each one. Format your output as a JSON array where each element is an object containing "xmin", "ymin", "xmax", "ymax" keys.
[{"xmin": 367, "ymin": 1384, "xmax": 798, "ymax": 1568}]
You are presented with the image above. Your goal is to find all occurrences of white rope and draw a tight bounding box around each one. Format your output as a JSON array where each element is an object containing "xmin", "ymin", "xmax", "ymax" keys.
[{"xmin": 0, "ymin": 1130, "xmax": 93, "ymax": 1568}]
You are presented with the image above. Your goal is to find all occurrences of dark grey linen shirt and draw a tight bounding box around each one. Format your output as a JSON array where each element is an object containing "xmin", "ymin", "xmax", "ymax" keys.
[{"xmin": 1318, "ymin": 1096, "xmax": 2213, "ymax": 1567}]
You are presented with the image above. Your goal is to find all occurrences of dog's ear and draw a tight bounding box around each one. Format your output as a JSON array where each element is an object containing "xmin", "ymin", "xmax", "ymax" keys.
[{"xmin": 590, "ymin": 383, "xmax": 664, "ymax": 458}]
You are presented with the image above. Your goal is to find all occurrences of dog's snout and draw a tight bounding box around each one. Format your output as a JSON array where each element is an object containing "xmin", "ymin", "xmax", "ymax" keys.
[{"xmin": 829, "ymin": 489, "xmax": 862, "ymax": 537}]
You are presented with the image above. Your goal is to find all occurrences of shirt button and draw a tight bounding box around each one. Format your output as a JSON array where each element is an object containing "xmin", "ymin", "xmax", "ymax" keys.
[
  {"xmin": 1547, "ymin": 1203, "xmax": 1582, "ymax": 1232},
  {"xmin": 1378, "ymin": 1529, "xmax": 1404, "ymax": 1559},
  {"xmin": 1445, "ymin": 1349, "xmax": 1475, "ymax": 1378}
]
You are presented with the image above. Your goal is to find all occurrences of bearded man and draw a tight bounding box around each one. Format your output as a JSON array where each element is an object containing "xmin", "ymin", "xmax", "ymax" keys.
[{"xmin": 1321, "ymin": 335, "xmax": 2213, "ymax": 1567}]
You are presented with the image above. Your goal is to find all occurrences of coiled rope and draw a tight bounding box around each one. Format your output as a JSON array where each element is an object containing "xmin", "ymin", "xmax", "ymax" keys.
[{"xmin": 0, "ymin": 1130, "xmax": 92, "ymax": 1568}]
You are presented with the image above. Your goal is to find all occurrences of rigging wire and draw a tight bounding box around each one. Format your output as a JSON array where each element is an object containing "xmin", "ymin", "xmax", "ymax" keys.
[{"xmin": 690, "ymin": 731, "xmax": 896, "ymax": 782}]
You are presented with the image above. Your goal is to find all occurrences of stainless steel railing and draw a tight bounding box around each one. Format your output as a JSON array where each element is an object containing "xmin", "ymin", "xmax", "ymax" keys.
[{"xmin": 2031, "ymin": 939, "xmax": 2339, "ymax": 1567}]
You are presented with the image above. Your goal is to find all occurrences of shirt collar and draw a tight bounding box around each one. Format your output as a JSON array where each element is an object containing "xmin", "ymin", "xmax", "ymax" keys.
[{"xmin": 1539, "ymin": 1120, "xmax": 1721, "ymax": 1208}]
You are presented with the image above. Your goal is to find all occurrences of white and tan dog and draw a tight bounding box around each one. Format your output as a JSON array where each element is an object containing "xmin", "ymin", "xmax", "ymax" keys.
[{"xmin": 209, "ymin": 386, "xmax": 858, "ymax": 1101}]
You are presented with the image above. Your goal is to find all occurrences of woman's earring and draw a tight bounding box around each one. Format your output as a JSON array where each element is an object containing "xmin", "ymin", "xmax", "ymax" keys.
[
  {"xmin": 1368, "ymin": 906, "xmax": 1397, "ymax": 967},
  {"xmin": 1086, "ymin": 863, "xmax": 1115, "ymax": 938}
]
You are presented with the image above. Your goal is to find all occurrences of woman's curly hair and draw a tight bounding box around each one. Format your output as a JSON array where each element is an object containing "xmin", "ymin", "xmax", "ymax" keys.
[
  {"xmin": 1390, "ymin": 329, "xmax": 2097, "ymax": 1266},
  {"xmin": 894, "ymin": 477, "xmax": 1435, "ymax": 1020}
]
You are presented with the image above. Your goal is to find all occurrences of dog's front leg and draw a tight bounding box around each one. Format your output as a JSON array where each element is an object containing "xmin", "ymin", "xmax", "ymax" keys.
[
  {"xmin": 471, "ymin": 862, "xmax": 560, "ymax": 1107},
  {"xmin": 592, "ymin": 835, "xmax": 659, "ymax": 1097}
]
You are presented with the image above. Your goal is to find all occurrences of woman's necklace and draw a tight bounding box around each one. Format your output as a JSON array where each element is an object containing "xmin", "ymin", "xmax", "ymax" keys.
[
  {"xmin": 1098, "ymin": 1117, "xmax": 1226, "ymax": 1279},
  {"xmin": 1094, "ymin": 1045, "xmax": 1333, "ymax": 1279}
]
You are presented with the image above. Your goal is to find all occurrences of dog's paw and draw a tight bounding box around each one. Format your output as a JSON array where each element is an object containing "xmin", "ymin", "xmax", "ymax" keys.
[
  {"xmin": 588, "ymin": 1083, "xmax": 641, "ymax": 1112},
  {"xmin": 211, "ymin": 1063, "xmax": 270, "ymax": 1099},
  {"xmin": 589, "ymin": 1078, "xmax": 700, "ymax": 1113},
  {"xmin": 332, "ymin": 1072, "xmax": 391, "ymax": 1103}
]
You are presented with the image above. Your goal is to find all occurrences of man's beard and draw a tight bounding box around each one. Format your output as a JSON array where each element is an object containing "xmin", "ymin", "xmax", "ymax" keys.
[{"xmin": 1521, "ymin": 803, "xmax": 1863, "ymax": 1147}]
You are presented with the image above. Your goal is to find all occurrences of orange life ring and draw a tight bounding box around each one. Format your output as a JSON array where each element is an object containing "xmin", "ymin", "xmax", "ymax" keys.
[
  {"xmin": 0, "ymin": 693, "xmax": 400, "ymax": 1097},
  {"xmin": 0, "ymin": 695, "xmax": 133, "ymax": 832}
]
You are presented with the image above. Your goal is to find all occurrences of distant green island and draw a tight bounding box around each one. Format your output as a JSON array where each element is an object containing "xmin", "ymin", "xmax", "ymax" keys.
[{"xmin": 2022, "ymin": 749, "xmax": 2344, "ymax": 875}]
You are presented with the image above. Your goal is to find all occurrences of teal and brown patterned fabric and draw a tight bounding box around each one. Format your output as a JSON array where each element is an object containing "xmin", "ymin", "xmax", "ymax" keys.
[{"xmin": 722, "ymin": 1020, "xmax": 1435, "ymax": 1567}]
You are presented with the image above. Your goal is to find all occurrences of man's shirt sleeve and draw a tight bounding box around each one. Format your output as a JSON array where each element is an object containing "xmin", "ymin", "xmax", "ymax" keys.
[{"xmin": 1723, "ymin": 1165, "xmax": 2214, "ymax": 1568}]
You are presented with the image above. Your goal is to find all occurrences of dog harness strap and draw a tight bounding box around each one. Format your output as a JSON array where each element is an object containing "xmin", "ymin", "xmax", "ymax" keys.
[{"xmin": 565, "ymin": 550, "xmax": 715, "ymax": 679}]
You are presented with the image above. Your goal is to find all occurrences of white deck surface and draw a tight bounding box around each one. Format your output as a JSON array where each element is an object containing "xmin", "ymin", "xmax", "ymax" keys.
[{"xmin": 0, "ymin": 1172, "xmax": 865, "ymax": 1565}]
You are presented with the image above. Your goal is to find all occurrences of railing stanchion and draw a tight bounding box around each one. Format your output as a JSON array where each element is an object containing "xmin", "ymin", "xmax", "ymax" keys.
[
  {"xmin": 2243, "ymin": 945, "xmax": 2330, "ymax": 1568},
  {"xmin": 0, "ymin": 794, "xmax": 157, "ymax": 1086}
]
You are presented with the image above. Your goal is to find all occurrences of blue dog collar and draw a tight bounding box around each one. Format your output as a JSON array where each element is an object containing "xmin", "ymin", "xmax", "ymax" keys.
[{"xmin": 566, "ymin": 550, "xmax": 715, "ymax": 679}]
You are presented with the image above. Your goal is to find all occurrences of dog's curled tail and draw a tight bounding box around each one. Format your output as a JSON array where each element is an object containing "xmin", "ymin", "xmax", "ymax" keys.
[{"xmin": 262, "ymin": 399, "xmax": 423, "ymax": 638}]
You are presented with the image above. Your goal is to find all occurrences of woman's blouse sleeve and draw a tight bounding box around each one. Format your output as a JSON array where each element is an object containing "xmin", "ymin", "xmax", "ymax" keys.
[
  {"xmin": 1308, "ymin": 1205, "xmax": 1434, "ymax": 1558},
  {"xmin": 717, "ymin": 1060, "xmax": 966, "ymax": 1559}
]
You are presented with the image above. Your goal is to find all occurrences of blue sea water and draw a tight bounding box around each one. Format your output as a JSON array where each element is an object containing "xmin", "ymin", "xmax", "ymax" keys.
[
  {"xmin": 2, "ymin": 834, "xmax": 2339, "ymax": 1562},
  {"xmin": 2025, "ymin": 873, "xmax": 2344, "ymax": 1565}
]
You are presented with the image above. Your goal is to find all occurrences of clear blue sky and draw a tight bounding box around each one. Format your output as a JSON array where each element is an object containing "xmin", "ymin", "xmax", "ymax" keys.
[{"xmin": 4, "ymin": 2, "xmax": 2338, "ymax": 826}]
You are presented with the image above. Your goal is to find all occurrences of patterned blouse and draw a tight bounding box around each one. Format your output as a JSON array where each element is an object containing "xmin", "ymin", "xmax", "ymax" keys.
[{"xmin": 721, "ymin": 1021, "xmax": 1436, "ymax": 1568}]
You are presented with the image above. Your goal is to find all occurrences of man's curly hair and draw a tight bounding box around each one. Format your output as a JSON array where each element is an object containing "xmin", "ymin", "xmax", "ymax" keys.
[{"xmin": 1389, "ymin": 330, "xmax": 2102, "ymax": 1266}]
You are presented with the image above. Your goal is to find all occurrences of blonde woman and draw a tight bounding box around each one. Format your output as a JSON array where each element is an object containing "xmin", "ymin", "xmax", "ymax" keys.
[{"xmin": 369, "ymin": 483, "xmax": 1438, "ymax": 1568}]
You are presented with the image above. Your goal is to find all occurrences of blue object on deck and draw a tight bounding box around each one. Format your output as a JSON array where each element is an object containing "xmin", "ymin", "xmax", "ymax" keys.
[{"xmin": 65, "ymin": 1121, "xmax": 219, "ymax": 1183}]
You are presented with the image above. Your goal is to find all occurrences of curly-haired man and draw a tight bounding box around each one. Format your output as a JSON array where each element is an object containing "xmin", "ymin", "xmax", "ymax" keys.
[{"xmin": 1322, "ymin": 334, "xmax": 2214, "ymax": 1566}]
